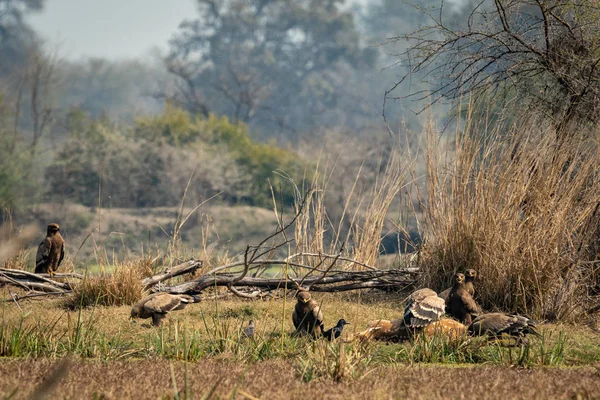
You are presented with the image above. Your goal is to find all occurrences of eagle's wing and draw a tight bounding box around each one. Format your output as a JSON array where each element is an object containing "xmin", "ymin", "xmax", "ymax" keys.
[
  {"xmin": 292, "ymin": 308, "xmax": 301, "ymax": 329},
  {"xmin": 438, "ymin": 287, "xmax": 451, "ymax": 302},
  {"xmin": 469, "ymin": 313, "xmax": 537, "ymax": 336},
  {"xmin": 312, "ymin": 304, "xmax": 325, "ymax": 330},
  {"xmin": 144, "ymin": 293, "xmax": 182, "ymax": 314},
  {"xmin": 405, "ymin": 294, "xmax": 445, "ymax": 328},
  {"xmin": 35, "ymin": 238, "xmax": 51, "ymax": 270},
  {"xmin": 58, "ymin": 242, "xmax": 65, "ymax": 267},
  {"xmin": 459, "ymin": 292, "xmax": 481, "ymax": 314}
]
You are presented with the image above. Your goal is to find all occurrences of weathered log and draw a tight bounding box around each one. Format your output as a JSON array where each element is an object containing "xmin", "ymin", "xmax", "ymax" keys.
[
  {"xmin": 0, "ymin": 276, "xmax": 68, "ymax": 293},
  {"xmin": 0, "ymin": 268, "xmax": 74, "ymax": 289},
  {"xmin": 1, "ymin": 291, "xmax": 73, "ymax": 302},
  {"xmin": 142, "ymin": 259, "xmax": 203, "ymax": 290},
  {"xmin": 159, "ymin": 268, "xmax": 415, "ymax": 295}
]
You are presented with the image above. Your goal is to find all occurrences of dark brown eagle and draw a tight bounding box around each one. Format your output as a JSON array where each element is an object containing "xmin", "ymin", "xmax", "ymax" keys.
[
  {"xmin": 35, "ymin": 223, "xmax": 65, "ymax": 276},
  {"xmin": 446, "ymin": 272, "xmax": 481, "ymax": 324},
  {"xmin": 292, "ymin": 289, "xmax": 325, "ymax": 337},
  {"xmin": 439, "ymin": 269, "xmax": 477, "ymax": 301}
]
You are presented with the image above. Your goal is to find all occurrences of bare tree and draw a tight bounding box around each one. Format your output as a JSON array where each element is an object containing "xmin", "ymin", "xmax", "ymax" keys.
[
  {"xmin": 23, "ymin": 46, "xmax": 61, "ymax": 158},
  {"xmin": 388, "ymin": 0, "xmax": 600, "ymax": 135}
]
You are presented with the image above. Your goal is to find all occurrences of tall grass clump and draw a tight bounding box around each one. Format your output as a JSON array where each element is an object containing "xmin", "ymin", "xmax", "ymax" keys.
[
  {"xmin": 419, "ymin": 108, "xmax": 600, "ymax": 321},
  {"xmin": 65, "ymin": 261, "xmax": 148, "ymax": 309},
  {"xmin": 292, "ymin": 140, "xmax": 414, "ymax": 270}
]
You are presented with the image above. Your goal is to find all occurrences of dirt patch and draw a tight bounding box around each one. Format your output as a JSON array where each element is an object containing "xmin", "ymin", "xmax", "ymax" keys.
[{"xmin": 1, "ymin": 359, "xmax": 598, "ymax": 400}]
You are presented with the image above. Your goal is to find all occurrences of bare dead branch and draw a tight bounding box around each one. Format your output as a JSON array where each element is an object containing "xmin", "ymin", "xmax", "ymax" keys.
[{"xmin": 142, "ymin": 259, "xmax": 203, "ymax": 290}]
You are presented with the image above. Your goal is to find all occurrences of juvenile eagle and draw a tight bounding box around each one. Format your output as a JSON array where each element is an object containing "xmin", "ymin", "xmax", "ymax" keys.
[
  {"xmin": 439, "ymin": 269, "xmax": 477, "ymax": 301},
  {"xmin": 130, "ymin": 292, "xmax": 199, "ymax": 326},
  {"xmin": 403, "ymin": 288, "xmax": 446, "ymax": 328},
  {"xmin": 35, "ymin": 223, "xmax": 65, "ymax": 277}
]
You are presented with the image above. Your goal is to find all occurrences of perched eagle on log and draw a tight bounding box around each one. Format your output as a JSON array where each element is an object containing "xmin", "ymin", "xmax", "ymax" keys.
[{"xmin": 35, "ymin": 223, "xmax": 65, "ymax": 277}]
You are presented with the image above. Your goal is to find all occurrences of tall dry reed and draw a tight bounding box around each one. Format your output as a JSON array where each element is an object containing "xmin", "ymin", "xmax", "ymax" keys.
[{"xmin": 419, "ymin": 111, "xmax": 600, "ymax": 321}]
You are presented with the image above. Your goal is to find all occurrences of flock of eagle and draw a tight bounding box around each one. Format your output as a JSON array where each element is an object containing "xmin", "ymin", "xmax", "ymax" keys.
[{"xmin": 35, "ymin": 223, "xmax": 539, "ymax": 343}]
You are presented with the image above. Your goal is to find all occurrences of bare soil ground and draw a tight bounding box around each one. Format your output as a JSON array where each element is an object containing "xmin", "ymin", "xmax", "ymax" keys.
[{"xmin": 1, "ymin": 359, "xmax": 599, "ymax": 400}]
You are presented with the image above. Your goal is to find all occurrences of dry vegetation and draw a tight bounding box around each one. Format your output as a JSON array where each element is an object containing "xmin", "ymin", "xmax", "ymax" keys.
[
  {"xmin": 0, "ymin": 294, "xmax": 599, "ymax": 399},
  {"xmin": 2, "ymin": 110, "xmax": 600, "ymax": 399},
  {"xmin": 419, "ymin": 113, "xmax": 600, "ymax": 321}
]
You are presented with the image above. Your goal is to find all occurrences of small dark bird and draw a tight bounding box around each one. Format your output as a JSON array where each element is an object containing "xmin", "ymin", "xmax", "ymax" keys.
[
  {"xmin": 323, "ymin": 319, "xmax": 351, "ymax": 341},
  {"xmin": 446, "ymin": 273, "xmax": 481, "ymax": 325},
  {"xmin": 403, "ymin": 288, "xmax": 446, "ymax": 328},
  {"xmin": 130, "ymin": 292, "xmax": 199, "ymax": 326},
  {"xmin": 292, "ymin": 289, "xmax": 324, "ymax": 337},
  {"xmin": 35, "ymin": 223, "xmax": 65, "ymax": 277},
  {"xmin": 468, "ymin": 313, "xmax": 540, "ymax": 339},
  {"xmin": 243, "ymin": 320, "xmax": 255, "ymax": 338}
]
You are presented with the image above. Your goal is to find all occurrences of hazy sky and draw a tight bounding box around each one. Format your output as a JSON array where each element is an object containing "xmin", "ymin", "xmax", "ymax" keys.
[
  {"xmin": 25, "ymin": 0, "xmax": 382, "ymax": 60},
  {"xmin": 26, "ymin": 0, "xmax": 464, "ymax": 61},
  {"xmin": 26, "ymin": 0, "xmax": 197, "ymax": 60}
]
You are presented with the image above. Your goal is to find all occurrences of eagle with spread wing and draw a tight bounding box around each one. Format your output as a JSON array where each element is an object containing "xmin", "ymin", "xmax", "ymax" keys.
[
  {"xmin": 468, "ymin": 313, "xmax": 540, "ymax": 338},
  {"xmin": 353, "ymin": 288, "xmax": 465, "ymax": 342},
  {"xmin": 35, "ymin": 223, "xmax": 65, "ymax": 277}
]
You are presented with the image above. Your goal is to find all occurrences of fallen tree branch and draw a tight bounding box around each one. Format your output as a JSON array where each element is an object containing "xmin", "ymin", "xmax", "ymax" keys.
[
  {"xmin": 286, "ymin": 252, "xmax": 379, "ymax": 271},
  {"xmin": 142, "ymin": 259, "xmax": 203, "ymax": 290},
  {"xmin": 0, "ymin": 276, "xmax": 68, "ymax": 292},
  {"xmin": 6, "ymin": 291, "xmax": 72, "ymax": 301},
  {"xmin": 38, "ymin": 272, "xmax": 84, "ymax": 279},
  {"xmin": 0, "ymin": 268, "xmax": 73, "ymax": 288},
  {"xmin": 159, "ymin": 268, "xmax": 415, "ymax": 295}
]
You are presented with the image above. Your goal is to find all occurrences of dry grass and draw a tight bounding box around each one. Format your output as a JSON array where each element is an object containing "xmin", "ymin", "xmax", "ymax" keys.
[
  {"xmin": 1, "ymin": 289, "xmax": 599, "ymax": 399},
  {"xmin": 64, "ymin": 260, "xmax": 152, "ymax": 309},
  {"xmin": 1, "ymin": 358, "xmax": 599, "ymax": 400},
  {"xmin": 419, "ymin": 112, "xmax": 600, "ymax": 321},
  {"xmin": 292, "ymin": 140, "xmax": 412, "ymax": 270}
]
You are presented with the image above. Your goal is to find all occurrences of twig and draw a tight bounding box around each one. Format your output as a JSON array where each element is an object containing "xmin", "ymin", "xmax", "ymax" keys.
[{"xmin": 286, "ymin": 252, "xmax": 380, "ymax": 271}]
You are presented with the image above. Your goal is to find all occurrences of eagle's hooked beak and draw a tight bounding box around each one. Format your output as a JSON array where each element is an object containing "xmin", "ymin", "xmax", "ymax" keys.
[{"xmin": 301, "ymin": 298, "xmax": 309, "ymax": 303}]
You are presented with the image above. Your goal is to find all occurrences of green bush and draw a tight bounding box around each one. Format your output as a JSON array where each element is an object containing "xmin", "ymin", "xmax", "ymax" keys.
[{"xmin": 48, "ymin": 107, "xmax": 304, "ymax": 209}]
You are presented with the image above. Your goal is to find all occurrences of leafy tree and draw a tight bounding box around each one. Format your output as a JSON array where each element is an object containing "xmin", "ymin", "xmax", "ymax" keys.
[
  {"xmin": 49, "ymin": 107, "xmax": 304, "ymax": 208},
  {"xmin": 166, "ymin": 0, "xmax": 377, "ymax": 137}
]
